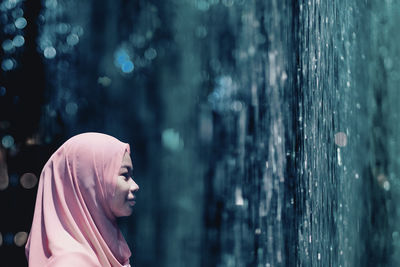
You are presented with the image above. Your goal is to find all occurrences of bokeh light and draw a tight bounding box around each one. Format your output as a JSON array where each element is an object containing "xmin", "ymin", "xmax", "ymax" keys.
[
  {"xmin": 20, "ymin": 173, "xmax": 38, "ymax": 189},
  {"xmin": 114, "ymin": 48, "xmax": 134, "ymax": 73},
  {"xmin": 14, "ymin": 231, "xmax": 28, "ymax": 247},
  {"xmin": 43, "ymin": 46, "xmax": 56, "ymax": 59},
  {"xmin": 14, "ymin": 17, "xmax": 27, "ymax": 29},
  {"xmin": 2, "ymin": 39, "xmax": 14, "ymax": 52},
  {"xmin": 2, "ymin": 135, "xmax": 14, "ymax": 148},
  {"xmin": 334, "ymin": 132, "xmax": 348, "ymax": 147},
  {"xmin": 162, "ymin": 128, "xmax": 184, "ymax": 151},
  {"xmin": 66, "ymin": 33, "xmax": 79, "ymax": 46},
  {"xmin": 12, "ymin": 35, "xmax": 24, "ymax": 47},
  {"xmin": 1, "ymin": 59, "xmax": 15, "ymax": 71},
  {"xmin": 0, "ymin": 87, "xmax": 6, "ymax": 96},
  {"xmin": 65, "ymin": 102, "xmax": 78, "ymax": 116}
]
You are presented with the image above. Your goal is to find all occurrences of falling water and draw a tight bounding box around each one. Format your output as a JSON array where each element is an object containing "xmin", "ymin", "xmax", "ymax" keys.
[{"xmin": 2, "ymin": 0, "xmax": 400, "ymax": 266}]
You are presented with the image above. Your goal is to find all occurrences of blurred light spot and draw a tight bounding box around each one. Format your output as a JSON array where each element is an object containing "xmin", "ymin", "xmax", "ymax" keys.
[
  {"xmin": 393, "ymin": 231, "xmax": 399, "ymax": 240},
  {"xmin": 14, "ymin": 232, "xmax": 28, "ymax": 247},
  {"xmin": 144, "ymin": 47, "xmax": 157, "ymax": 60},
  {"xmin": 56, "ymin": 23, "xmax": 70, "ymax": 34},
  {"xmin": 199, "ymin": 113, "xmax": 213, "ymax": 143},
  {"xmin": 0, "ymin": 148, "xmax": 8, "ymax": 191},
  {"xmin": 44, "ymin": 46, "xmax": 56, "ymax": 59},
  {"xmin": 9, "ymin": 174, "xmax": 18, "ymax": 186},
  {"xmin": 4, "ymin": 23, "xmax": 16, "ymax": 34},
  {"xmin": 72, "ymin": 25, "xmax": 84, "ymax": 36},
  {"xmin": 114, "ymin": 49, "xmax": 130, "ymax": 66},
  {"xmin": 65, "ymin": 102, "xmax": 78, "ymax": 115},
  {"xmin": 0, "ymin": 13, "xmax": 8, "ymax": 24},
  {"xmin": 45, "ymin": 0, "xmax": 58, "ymax": 9},
  {"xmin": 1, "ymin": 59, "xmax": 14, "ymax": 71},
  {"xmin": 14, "ymin": 17, "xmax": 27, "ymax": 29},
  {"xmin": 20, "ymin": 173, "xmax": 38, "ymax": 189},
  {"xmin": 4, "ymin": 0, "xmax": 18, "ymax": 9},
  {"xmin": 255, "ymin": 228, "xmax": 261, "ymax": 235},
  {"xmin": 97, "ymin": 76, "xmax": 112, "ymax": 87},
  {"xmin": 222, "ymin": 0, "xmax": 235, "ymax": 7},
  {"xmin": 383, "ymin": 181, "xmax": 390, "ymax": 191},
  {"xmin": 377, "ymin": 173, "xmax": 389, "ymax": 190},
  {"xmin": 195, "ymin": 26, "xmax": 207, "ymax": 38},
  {"xmin": 0, "ymin": 121, "xmax": 10, "ymax": 129},
  {"xmin": 0, "ymin": 87, "xmax": 6, "ymax": 96},
  {"xmin": 12, "ymin": 35, "xmax": 24, "ymax": 47},
  {"xmin": 162, "ymin": 128, "xmax": 184, "ymax": 151},
  {"xmin": 235, "ymin": 187, "xmax": 244, "ymax": 206},
  {"xmin": 355, "ymin": 173, "xmax": 359, "ymax": 179},
  {"xmin": 3, "ymin": 233, "xmax": 13, "ymax": 245},
  {"xmin": 196, "ymin": 0, "xmax": 210, "ymax": 11},
  {"xmin": 66, "ymin": 33, "xmax": 79, "ymax": 46},
  {"xmin": 231, "ymin": 101, "xmax": 243, "ymax": 111},
  {"xmin": 114, "ymin": 48, "xmax": 134, "ymax": 73},
  {"xmin": 11, "ymin": 7, "xmax": 23, "ymax": 18},
  {"xmin": 2, "ymin": 135, "xmax": 14, "ymax": 148},
  {"xmin": 26, "ymin": 135, "xmax": 41, "ymax": 145},
  {"xmin": 334, "ymin": 132, "xmax": 347, "ymax": 147},
  {"xmin": 337, "ymin": 148, "xmax": 342, "ymax": 166},
  {"xmin": 131, "ymin": 35, "xmax": 145, "ymax": 48},
  {"xmin": 2, "ymin": 39, "xmax": 14, "ymax": 52},
  {"xmin": 121, "ymin": 61, "xmax": 134, "ymax": 73}
]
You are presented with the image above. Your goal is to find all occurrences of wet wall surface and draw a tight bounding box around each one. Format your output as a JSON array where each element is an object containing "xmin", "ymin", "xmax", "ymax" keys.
[{"xmin": 1, "ymin": 0, "xmax": 400, "ymax": 266}]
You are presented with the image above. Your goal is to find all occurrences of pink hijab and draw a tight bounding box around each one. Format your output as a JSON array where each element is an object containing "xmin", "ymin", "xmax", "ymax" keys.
[{"xmin": 26, "ymin": 133, "xmax": 132, "ymax": 267}]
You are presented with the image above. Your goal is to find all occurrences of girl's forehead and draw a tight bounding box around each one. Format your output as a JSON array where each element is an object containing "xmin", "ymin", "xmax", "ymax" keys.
[{"xmin": 121, "ymin": 152, "xmax": 133, "ymax": 166}]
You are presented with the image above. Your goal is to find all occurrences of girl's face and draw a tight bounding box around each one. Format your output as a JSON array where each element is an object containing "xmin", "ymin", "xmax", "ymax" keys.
[{"xmin": 110, "ymin": 152, "xmax": 139, "ymax": 217}]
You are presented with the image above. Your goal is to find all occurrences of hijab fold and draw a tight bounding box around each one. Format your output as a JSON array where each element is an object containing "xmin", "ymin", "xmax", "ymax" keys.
[{"xmin": 26, "ymin": 133, "xmax": 132, "ymax": 267}]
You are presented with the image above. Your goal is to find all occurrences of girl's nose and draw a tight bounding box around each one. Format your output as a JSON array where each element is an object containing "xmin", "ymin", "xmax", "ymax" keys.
[{"xmin": 130, "ymin": 179, "xmax": 139, "ymax": 192}]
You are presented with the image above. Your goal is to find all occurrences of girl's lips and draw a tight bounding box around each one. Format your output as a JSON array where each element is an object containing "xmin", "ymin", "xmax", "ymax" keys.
[{"xmin": 128, "ymin": 200, "xmax": 136, "ymax": 206}]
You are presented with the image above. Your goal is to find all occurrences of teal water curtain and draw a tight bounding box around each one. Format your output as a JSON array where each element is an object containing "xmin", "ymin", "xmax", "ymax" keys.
[{"xmin": 6, "ymin": 0, "xmax": 400, "ymax": 266}]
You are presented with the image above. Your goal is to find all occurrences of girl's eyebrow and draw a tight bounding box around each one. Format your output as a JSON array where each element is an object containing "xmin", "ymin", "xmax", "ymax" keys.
[{"xmin": 121, "ymin": 165, "xmax": 132, "ymax": 170}]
